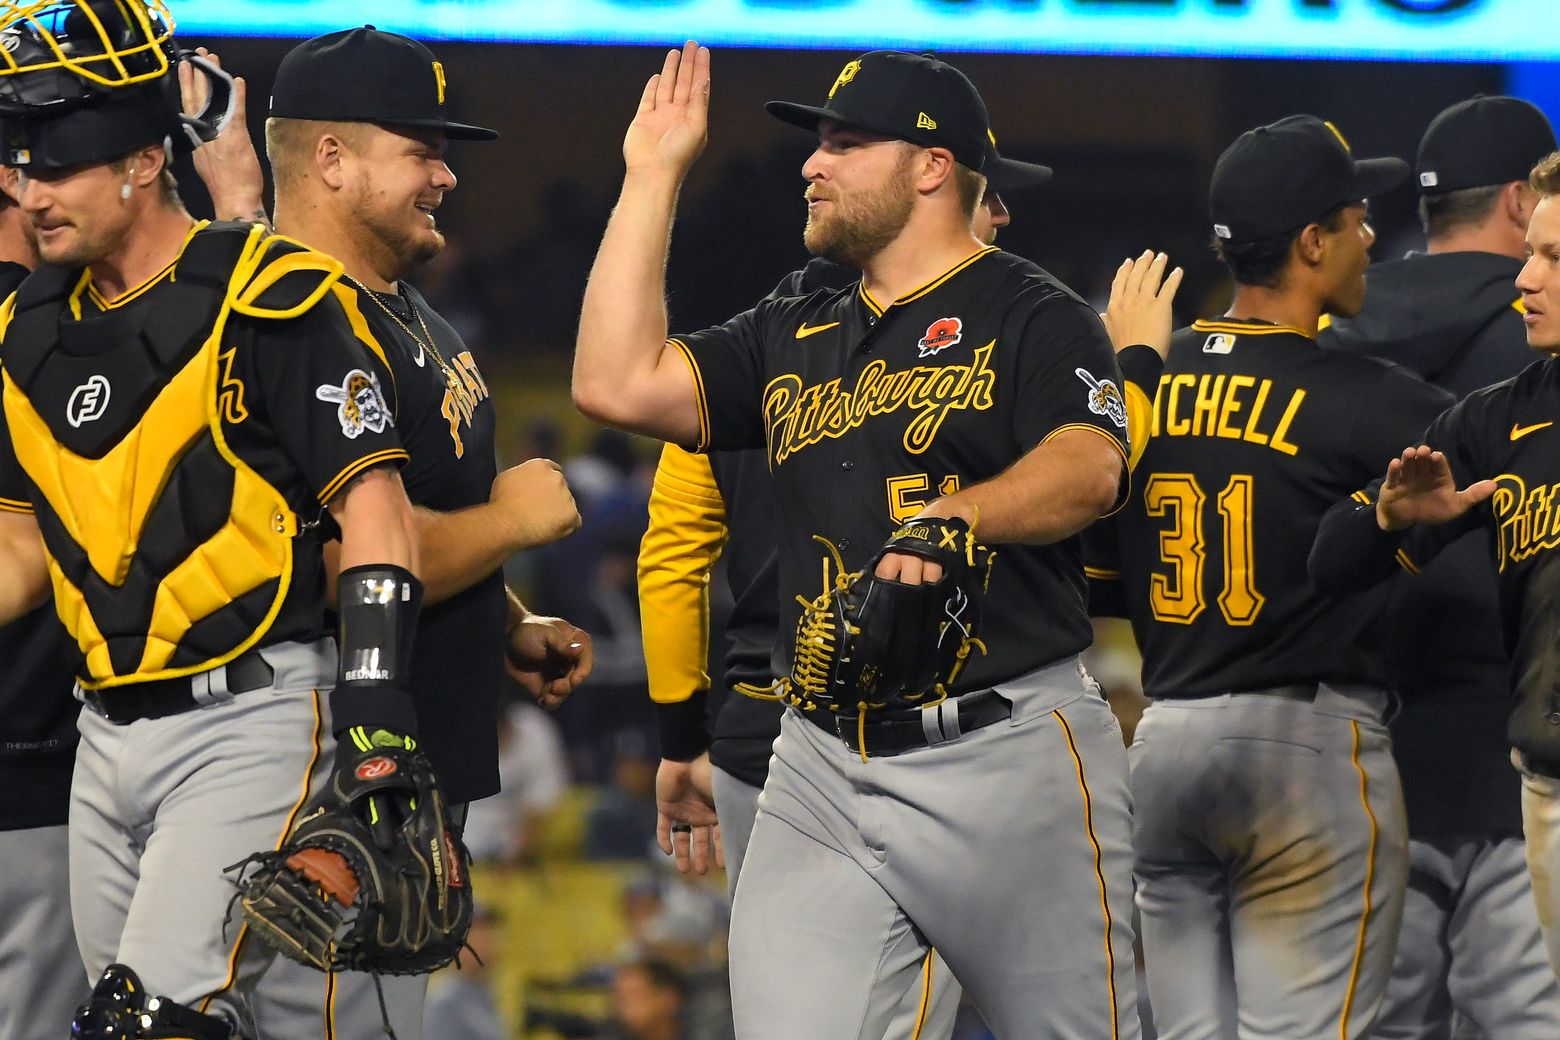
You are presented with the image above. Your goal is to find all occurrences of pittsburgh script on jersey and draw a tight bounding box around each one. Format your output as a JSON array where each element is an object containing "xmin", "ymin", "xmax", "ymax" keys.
[
  {"xmin": 1492, "ymin": 473, "xmax": 1560, "ymax": 572},
  {"xmin": 1151, "ymin": 372, "xmax": 1305, "ymax": 456},
  {"xmin": 763, "ymin": 342, "xmax": 997, "ymax": 464}
]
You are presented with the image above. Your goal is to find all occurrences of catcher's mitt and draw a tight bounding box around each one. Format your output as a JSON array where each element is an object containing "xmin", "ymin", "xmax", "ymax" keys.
[
  {"xmin": 786, "ymin": 515, "xmax": 994, "ymax": 715},
  {"xmin": 230, "ymin": 742, "xmax": 472, "ymax": 977}
]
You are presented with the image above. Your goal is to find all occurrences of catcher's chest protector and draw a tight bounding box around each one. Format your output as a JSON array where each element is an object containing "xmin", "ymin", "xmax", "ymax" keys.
[{"xmin": 0, "ymin": 222, "xmax": 338, "ymax": 688}]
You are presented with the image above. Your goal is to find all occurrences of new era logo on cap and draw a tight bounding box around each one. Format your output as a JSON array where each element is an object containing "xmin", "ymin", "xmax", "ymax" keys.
[{"xmin": 917, "ymin": 112, "xmax": 937, "ymax": 130}]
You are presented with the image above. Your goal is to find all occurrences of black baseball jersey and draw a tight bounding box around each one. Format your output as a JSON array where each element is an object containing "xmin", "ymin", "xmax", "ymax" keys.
[
  {"xmin": 673, "ymin": 247, "xmax": 1130, "ymax": 690},
  {"xmin": 1321, "ymin": 251, "xmax": 1530, "ymax": 837},
  {"xmin": 0, "ymin": 222, "xmax": 408, "ymax": 689},
  {"xmin": 0, "ymin": 260, "xmax": 81, "ymax": 830},
  {"xmin": 1093, "ymin": 317, "xmax": 1453, "ymax": 698},
  {"xmin": 331, "ymin": 279, "xmax": 502, "ymax": 805},
  {"xmin": 1311, "ymin": 356, "xmax": 1560, "ymax": 774}
]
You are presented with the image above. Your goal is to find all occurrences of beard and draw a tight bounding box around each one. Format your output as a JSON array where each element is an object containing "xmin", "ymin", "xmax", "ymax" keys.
[
  {"xmin": 803, "ymin": 154, "xmax": 916, "ymax": 268},
  {"xmin": 348, "ymin": 181, "xmax": 445, "ymax": 280}
]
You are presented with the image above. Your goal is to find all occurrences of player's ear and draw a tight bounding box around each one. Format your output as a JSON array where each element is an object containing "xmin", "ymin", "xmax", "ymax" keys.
[
  {"xmin": 316, "ymin": 132, "xmax": 348, "ymax": 190},
  {"xmin": 1294, "ymin": 221, "xmax": 1327, "ymax": 267},
  {"xmin": 915, "ymin": 146, "xmax": 956, "ymax": 198},
  {"xmin": 1506, "ymin": 180, "xmax": 1535, "ymax": 229}
]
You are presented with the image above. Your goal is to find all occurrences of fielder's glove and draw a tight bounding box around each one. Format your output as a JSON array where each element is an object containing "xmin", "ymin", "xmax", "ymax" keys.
[
  {"xmin": 230, "ymin": 733, "xmax": 472, "ymax": 976},
  {"xmin": 787, "ymin": 516, "xmax": 994, "ymax": 714}
]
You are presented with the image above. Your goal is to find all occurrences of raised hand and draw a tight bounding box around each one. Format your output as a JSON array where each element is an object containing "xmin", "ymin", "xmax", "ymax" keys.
[
  {"xmin": 1103, "ymin": 250, "xmax": 1184, "ymax": 357},
  {"xmin": 179, "ymin": 47, "xmax": 267, "ymax": 225},
  {"xmin": 1375, "ymin": 444, "xmax": 1496, "ymax": 531},
  {"xmin": 623, "ymin": 41, "xmax": 712, "ymax": 179}
]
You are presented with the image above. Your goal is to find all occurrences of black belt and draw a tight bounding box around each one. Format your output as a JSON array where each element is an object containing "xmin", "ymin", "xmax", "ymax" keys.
[
  {"xmin": 81, "ymin": 650, "xmax": 277, "ymax": 725},
  {"xmin": 800, "ymin": 690, "xmax": 1011, "ymax": 758}
]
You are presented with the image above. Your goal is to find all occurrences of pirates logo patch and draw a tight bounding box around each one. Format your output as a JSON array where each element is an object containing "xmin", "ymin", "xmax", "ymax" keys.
[
  {"xmin": 1075, "ymin": 367, "xmax": 1127, "ymax": 429},
  {"xmin": 917, "ymin": 317, "xmax": 963, "ymax": 358},
  {"xmin": 316, "ymin": 369, "xmax": 390, "ymax": 439}
]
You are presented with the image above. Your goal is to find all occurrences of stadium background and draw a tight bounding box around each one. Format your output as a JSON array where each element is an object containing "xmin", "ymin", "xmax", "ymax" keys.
[{"xmin": 167, "ymin": 5, "xmax": 1557, "ymax": 1037}]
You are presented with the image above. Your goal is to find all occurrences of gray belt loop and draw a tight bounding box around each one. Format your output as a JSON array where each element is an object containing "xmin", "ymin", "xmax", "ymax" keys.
[
  {"xmin": 919, "ymin": 700, "xmax": 963, "ymax": 746},
  {"xmin": 191, "ymin": 662, "xmax": 234, "ymax": 707},
  {"xmin": 921, "ymin": 705, "xmax": 943, "ymax": 746}
]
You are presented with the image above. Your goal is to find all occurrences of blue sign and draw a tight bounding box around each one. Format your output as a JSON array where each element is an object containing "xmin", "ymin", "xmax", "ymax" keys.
[{"xmin": 171, "ymin": 0, "xmax": 1546, "ymax": 63}]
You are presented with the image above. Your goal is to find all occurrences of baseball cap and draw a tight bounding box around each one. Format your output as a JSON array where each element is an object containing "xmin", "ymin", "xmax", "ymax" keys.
[
  {"xmin": 1417, "ymin": 95, "xmax": 1557, "ymax": 195},
  {"xmin": 269, "ymin": 26, "xmax": 497, "ymax": 142},
  {"xmin": 767, "ymin": 51, "xmax": 1001, "ymax": 173},
  {"xmin": 983, "ymin": 139, "xmax": 1052, "ymax": 193},
  {"xmin": 1209, "ymin": 115, "xmax": 1408, "ymax": 244}
]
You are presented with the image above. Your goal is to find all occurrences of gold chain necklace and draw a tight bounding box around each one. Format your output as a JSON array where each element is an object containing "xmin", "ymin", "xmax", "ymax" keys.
[{"xmin": 345, "ymin": 275, "xmax": 457, "ymax": 389}]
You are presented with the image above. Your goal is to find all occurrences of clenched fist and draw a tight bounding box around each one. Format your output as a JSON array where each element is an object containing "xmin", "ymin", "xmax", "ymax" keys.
[{"xmin": 491, "ymin": 459, "xmax": 581, "ymax": 551}]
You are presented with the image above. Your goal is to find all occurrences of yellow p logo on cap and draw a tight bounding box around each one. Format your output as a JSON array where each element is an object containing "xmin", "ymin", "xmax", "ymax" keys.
[
  {"xmin": 432, "ymin": 60, "xmax": 447, "ymax": 105},
  {"xmin": 829, "ymin": 60, "xmax": 860, "ymax": 99}
]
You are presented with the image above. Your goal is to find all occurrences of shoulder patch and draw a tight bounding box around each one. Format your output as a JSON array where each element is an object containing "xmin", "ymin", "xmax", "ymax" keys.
[
  {"xmin": 317, "ymin": 368, "xmax": 390, "ymax": 439},
  {"xmin": 1076, "ymin": 367, "xmax": 1127, "ymax": 428}
]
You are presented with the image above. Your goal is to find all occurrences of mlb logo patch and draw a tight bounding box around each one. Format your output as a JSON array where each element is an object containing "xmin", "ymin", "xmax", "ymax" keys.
[
  {"xmin": 917, "ymin": 317, "xmax": 963, "ymax": 358},
  {"xmin": 1203, "ymin": 333, "xmax": 1235, "ymax": 355}
]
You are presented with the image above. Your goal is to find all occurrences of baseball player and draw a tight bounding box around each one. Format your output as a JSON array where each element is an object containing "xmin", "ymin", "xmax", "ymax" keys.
[
  {"xmin": 1321, "ymin": 96, "xmax": 1560, "ymax": 1038},
  {"xmin": 0, "ymin": 3, "xmax": 441, "ymax": 1036},
  {"xmin": 1311, "ymin": 148, "xmax": 1560, "ymax": 981},
  {"xmin": 1088, "ymin": 115, "xmax": 1455, "ymax": 1040},
  {"xmin": 576, "ymin": 44, "xmax": 1140, "ymax": 1039},
  {"xmin": 637, "ymin": 155, "xmax": 1051, "ymax": 1040},
  {"xmin": 0, "ymin": 161, "xmax": 88, "ymax": 1040},
  {"xmin": 187, "ymin": 27, "xmax": 595, "ymax": 1036}
]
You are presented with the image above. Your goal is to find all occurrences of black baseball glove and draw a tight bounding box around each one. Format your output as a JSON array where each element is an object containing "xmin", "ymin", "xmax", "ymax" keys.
[
  {"xmin": 230, "ymin": 738, "xmax": 472, "ymax": 977},
  {"xmin": 788, "ymin": 516, "xmax": 994, "ymax": 714}
]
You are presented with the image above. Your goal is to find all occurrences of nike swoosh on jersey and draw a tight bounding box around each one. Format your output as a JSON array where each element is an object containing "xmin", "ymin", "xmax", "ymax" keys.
[
  {"xmin": 1512, "ymin": 421, "xmax": 1553, "ymax": 441},
  {"xmin": 795, "ymin": 321, "xmax": 841, "ymax": 340}
]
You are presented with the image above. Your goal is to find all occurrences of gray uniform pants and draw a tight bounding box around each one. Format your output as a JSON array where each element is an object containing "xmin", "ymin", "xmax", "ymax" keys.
[
  {"xmin": 728, "ymin": 658, "xmax": 1140, "ymax": 1040},
  {"xmin": 69, "ymin": 640, "xmax": 426, "ymax": 1039},
  {"xmin": 1374, "ymin": 834, "xmax": 1560, "ymax": 1039},
  {"xmin": 1129, "ymin": 686, "xmax": 1409, "ymax": 1040},
  {"xmin": 0, "ymin": 823, "xmax": 88, "ymax": 1039},
  {"xmin": 713, "ymin": 765, "xmax": 961, "ymax": 1040}
]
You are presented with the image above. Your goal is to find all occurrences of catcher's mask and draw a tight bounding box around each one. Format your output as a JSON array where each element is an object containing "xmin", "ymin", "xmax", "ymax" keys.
[{"xmin": 0, "ymin": 0, "xmax": 233, "ymax": 168}]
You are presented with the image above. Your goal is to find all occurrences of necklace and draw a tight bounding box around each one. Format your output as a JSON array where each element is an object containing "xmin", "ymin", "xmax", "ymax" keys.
[{"xmin": 345, "ymin": 275, "xmax": 457, "ymax": 389}]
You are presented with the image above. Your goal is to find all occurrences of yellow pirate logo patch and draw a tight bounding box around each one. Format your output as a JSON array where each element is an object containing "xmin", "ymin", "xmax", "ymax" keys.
[
  {"xmin": 828, "ymin": 60, "xmax": 860, "ymax": 99},
  {"xmin": 316, "ymin": 368, "xmax": 390, "ymax": 439},
  {"xmin": 1075, "ymin": 367, "xmax": 1127, "ymax": 429}
]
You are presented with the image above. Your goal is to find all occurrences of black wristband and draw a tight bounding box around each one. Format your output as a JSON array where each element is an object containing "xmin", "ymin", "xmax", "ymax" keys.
[
  {"xmin": 654, "ymin": 689, "xmax": 711, "ymax": 762},
  {"xmin": 333, "ymin": 563, "xmax": 423, "ymax": 736}
]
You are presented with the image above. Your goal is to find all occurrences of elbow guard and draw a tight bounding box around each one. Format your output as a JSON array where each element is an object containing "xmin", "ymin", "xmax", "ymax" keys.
[{"xmin": 330, "ymin": 564, "xmax": 423, "ymax": 737}]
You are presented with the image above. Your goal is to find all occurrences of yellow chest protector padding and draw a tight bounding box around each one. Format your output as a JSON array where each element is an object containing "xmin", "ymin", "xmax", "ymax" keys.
[{"xmin": 0, "ymin": 222, "xmax": 344, "ymax": 688}]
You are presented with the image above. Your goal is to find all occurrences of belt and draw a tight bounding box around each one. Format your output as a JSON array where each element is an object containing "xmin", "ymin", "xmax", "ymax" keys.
[
  {"xmin": 80, "ymin": 650, "xmax": 277, "ymax": 725},
  {"xmin": 801, "ymin": 690, "xmax": 1011, "ymax": 758},
  {"xmin": 1157, "ymin": 683, "xmax": 1319, "ymax": 702}
]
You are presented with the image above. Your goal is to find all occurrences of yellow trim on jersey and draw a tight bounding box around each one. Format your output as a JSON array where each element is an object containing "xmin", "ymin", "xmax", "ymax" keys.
[
  {"xmin": 80, "ymin": 220, "xmax": 208, "ymax": 312},
  {"xmin": 1191, "ymin": 319, "xmax": 1311, "ymax": 338},
  {"xmin": 328, "ymin": 283, "xmax": 398, "ymax": 414},
  {"xmin": 1394, "ymin": 548, "xmax": 1420, "ymax": 575},
  {"xmin": 0, "ymin": 495, "xmax": 31, "ymax": 513},
  {"xmin": 1124, "ymin": 380, "xmax": 1155, "ymax": 472},
  {"xmin": 1085, "ymin": 565, "xmax": 1120, "ymax": 581},
  {"xmin": 1351, "ymin": 490, "xmax": 1372, "ymax": 506},
  {"xmin": 910, "ymin": 952, "xmax": 934, "ymax": 1039},
  {"xmin": 202, "ymin": 689, "xmax": 325, "ymax": 1015},
  {"xmin": 667, "ymin": 338, "xmax": 711, "ymax": 452},
  {"xmin": 858, "ymin": 246, "xmax": 999, "ymax": 314},
  {"xmin": 1055, "ymin": 709, "xmax": 1121, "ymax": 1040},
  {"xmin": 639, "ymin": 443, "xmax": 728, "ymax": 705},
  {"xmin": 1339, "ymin": 719, "xmax": 1380, "ymax": 1040},
  {"xmin": 316, "ymin": 449, "xmax": 410, "ymax": 506}
]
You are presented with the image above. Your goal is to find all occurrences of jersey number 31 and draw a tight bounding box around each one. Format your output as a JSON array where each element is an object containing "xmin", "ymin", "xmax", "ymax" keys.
[{"xmin": 1144, "ymin": 473, "xmax": 1264, "ymax": 626}]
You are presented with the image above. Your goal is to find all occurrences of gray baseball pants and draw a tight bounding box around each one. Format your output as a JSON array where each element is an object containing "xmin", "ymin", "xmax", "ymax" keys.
[
  {"xmin": 0, "ymin": 823, "xmax": 89, "ymax": 1039},
  {"xmin": 728, "ymin": 657, "xmax": 1140, "ymax": 1040},
  {"xmin": 1129, "ymin": 685, "xmax": 1409, "ymax": 1040},
  {"xmin": 713, "ymin": 764, "xmax": 961, "ymax": 1039},
  {"xmin": 1374, "ymin": 834, "xmax": 1560, "ymax": 1039},
  {"xmin": 69, "ymin": 639, "xmax": 426, "ymax": 1039}
]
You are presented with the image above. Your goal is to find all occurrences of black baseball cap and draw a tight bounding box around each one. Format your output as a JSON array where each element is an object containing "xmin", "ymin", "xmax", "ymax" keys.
[
  {"xmin": 1209, "ymin": 115, "xmax": 1408, "ymax": 244},
  {"xmin": 767, "ymin": 51, "xmax": 1001, "ymax": 173},
  {"xmin": 984, "ymin": 140, "xmax": 1052, "ymax": 193},
  {"xmin": 270, "ymin": 26, "xmax": 497, "ymax": 142},
  {"xmin": 1417, "ymin": 95, "xmax": 1556, "ymax": 195}
]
